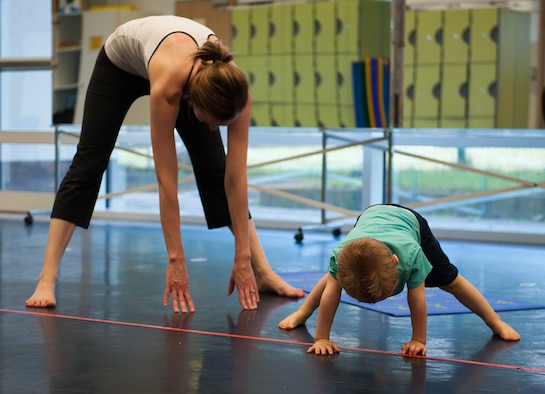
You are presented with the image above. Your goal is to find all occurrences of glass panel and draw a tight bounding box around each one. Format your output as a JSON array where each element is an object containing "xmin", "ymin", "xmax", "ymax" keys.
[
  {"xmin": 0, "ymin": 0, "xmax": 52, "ymax": 58},
  {"xmin": 0, "ymin": 70, "xmax": 52, "ymax": 130}
]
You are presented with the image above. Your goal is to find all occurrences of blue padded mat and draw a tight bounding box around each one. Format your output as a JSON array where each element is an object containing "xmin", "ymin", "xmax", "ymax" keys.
[{"xmin": 279, "ymin": 271, "xmax": 545, "ymax": 317}]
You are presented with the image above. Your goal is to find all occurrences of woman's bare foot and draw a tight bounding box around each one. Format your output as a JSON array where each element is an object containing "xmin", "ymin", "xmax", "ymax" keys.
[
  {"xmin": 256, "ymin": 270, "xmax": 305, "ymax": 298},
  {"xmin": 278, "ymin": 310, "xmax": 309, "ymax": 330},
  {"xmin": 26, "ymin": 277, "xmax": 57, "ymax": 308},
  {"xmin": 490, "ymin": 320, "xmax": 520, "ymax": 341}
]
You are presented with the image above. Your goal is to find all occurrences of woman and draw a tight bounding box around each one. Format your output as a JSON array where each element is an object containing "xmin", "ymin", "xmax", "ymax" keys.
[{"xmin": 26, "ymin": 15, "xmax": 304, "ymax": 312}]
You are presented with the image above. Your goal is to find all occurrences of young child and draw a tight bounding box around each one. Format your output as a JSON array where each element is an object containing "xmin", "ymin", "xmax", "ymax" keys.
[{"xmin": 279, "ymin": 204, "xmax": 520, "ymax": 356}]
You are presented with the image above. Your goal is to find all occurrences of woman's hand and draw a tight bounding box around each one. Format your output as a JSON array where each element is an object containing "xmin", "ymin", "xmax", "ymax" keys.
[
  {"xmin": 227, "ymin": 256, "xmax": 259, "ymax": 310},
  {"xmin": 163, "ymin": 259, "xmax": 195, "ymax": 313}
]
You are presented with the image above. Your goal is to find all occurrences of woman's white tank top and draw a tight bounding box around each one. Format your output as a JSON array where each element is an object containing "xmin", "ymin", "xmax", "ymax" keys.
[{"xmin": 104, "ymin": 15, "xmax": 215, "ymax": 79}]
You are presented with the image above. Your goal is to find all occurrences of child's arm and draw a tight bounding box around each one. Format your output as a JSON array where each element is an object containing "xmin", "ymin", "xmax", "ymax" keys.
[
  {"xmin": 402, "ymin": 283, "xmax": 427, "ymax": 355},
  {"xmin": 307, "ymin": 274, "xmax": 342, "ymax": 355}
]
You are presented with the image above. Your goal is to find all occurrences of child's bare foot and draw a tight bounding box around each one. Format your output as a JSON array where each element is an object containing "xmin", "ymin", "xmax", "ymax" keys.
[
  {"xmin": 278, "ymin": 310, "xmax": 308, "ymax": 330},
  {"xmin": 490, "ymin": 320, "xmax": 520, "ymax": 341},
  {"xmin": 256, "ymin": 271, "xmax": 305, "ymax": 299},
  {"xmin": 26, "ymin": 277, "xmax": 56, "ymax": 308}
]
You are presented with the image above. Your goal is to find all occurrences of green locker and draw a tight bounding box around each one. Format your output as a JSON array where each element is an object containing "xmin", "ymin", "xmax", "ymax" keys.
[
  {"xmin": 467, "ymin": 117, "xmax": 494, "ymax": 128},
  {"xmin": 293, "ymin": 54, "xmax": 315, "ymax": 104},
  {"xmin": 338, "ymin": 54, "xmax": 357, "ymax": 106},
  {"xmin": 335, "ymin": 0, "xmax": 360, "ymax": 54},
  {"xmin": 413, "ymin": 65, "xmax": 440, "ymax": 118},
  {"xmin": 443, "ymin": 9, "xmax": 469, "ymax": 64},
  {"xmin": 293, "ymin": 2, "xmax": 315, "ymax": 55},
  {"xmin": 268, "ymin": 55, "xmax": 294, "ymax": 104},
  {"xmin": 249, "ymin": 6, "xmax": 269, "ymax": 56},
  {"xmin": 251, "ymin": 102, "xmax": 271, "ymax": 126},
  {"xmin": 247, "ymin": 55, "xmax": 269, "ymax": 103},
  {"xmin": 233, "ymin": 55, "xmax": 250, "ymax": 79},
  {"xmin": 315, "ymin": 55, "xmax": 337, "ymax": 105},
  {"xmin": 440, "ymin": 64, "xmax": 467, "ymax": 118},
  {"xmin": 314, "ymin": 0, "xmax": 336, "ymax": 54},
  {"xmin": 294, "ymin": 103, "xmax": 317, "ymax": 127},
  {"xmin": 316, "ymin": 104, "xmax": 339, "ymax": 128},
  {"xmin": 231, "ymin": 8, "xmax": 250, "ymax": 54},
  {"xmin": 403, "ymin": 64, "xmax": 415, "ymax": 126},
  {"xmin": 270, "ymin": 103, "xmax": 295, "ymax": 127},
  {"xmin": 470, "ymin": 8, "xmax": 498, "ymax": 63},
  {"xmin": 339, "ymin": 104, "xmax": 356, "ymax": 128},
  {"xmin": 468, "ymin": 63, "xmax": 496, "ymax": 117},
  {"xmin": 269, "ymin": 4, "xmax": 291, "ymax": 55},
  {"xmin": 415, "ymin": 10, "xmax": 442, "ymax": 65},
  {"xmin": 405, "ymin": 10, "xmax": 416, "ymax": 66},
  {"xmin": 412, "ymin": 119, "xmax": 439, "ymax": 128},
  {"xmin": 440, "ymin": 118, "xmax": 466, "ymax": 129}
]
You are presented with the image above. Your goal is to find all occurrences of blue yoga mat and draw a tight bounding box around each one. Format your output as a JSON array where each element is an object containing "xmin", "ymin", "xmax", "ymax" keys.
[{"xmin": 279, "ymin": 271, "xmax": 545, "ymax": 317}]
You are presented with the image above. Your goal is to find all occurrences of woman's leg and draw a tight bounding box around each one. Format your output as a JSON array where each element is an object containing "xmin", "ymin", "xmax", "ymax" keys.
[
  {"xmin": 26, "ymin": 49, "xmax": 149, "ymax": 307},
  {"xmin": 175, "ymin": 102, "xmax": 304, "ymax": 298}
]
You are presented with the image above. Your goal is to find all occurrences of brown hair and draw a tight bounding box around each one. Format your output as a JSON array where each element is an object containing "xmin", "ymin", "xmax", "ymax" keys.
[
  {"xmin": 337, "ymin": 238, "xmax": 398, "ymax": 303},
  {"xmin": 191, "ymin": 41, "xmax": 249, "ymax": 121}
]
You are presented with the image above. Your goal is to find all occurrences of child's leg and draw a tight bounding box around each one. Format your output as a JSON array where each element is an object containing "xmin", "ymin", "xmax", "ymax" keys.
[
  {"xmin": 279, "ymin": 273, "xmax": 330, "ymax": 329},
  {"xmin": 440, "ymin": 274, "xmax": 520, "ymax": 341}
]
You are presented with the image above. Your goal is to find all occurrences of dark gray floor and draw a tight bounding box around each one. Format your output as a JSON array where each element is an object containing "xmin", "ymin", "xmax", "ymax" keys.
[{"xmin": 1, "ymin": 215, "xmax": 544, "ymax": 393}]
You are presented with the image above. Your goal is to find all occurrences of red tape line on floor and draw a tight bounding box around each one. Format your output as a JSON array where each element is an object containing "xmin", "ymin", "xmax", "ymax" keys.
[{"xmin": 2, "ymin": 308, "xmax": 544, "ymax": 374}]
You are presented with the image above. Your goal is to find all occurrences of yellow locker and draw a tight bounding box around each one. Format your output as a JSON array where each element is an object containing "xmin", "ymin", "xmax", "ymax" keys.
[
  {"xmin": 412, "ymin": 119, "xmax": 439, "ymax": 128},
  {"xmin": 339, "ymin": 105, "xmax": 356, "ymax": 128},
  {"xmin": 403, "ymin": 64, "xmax": 415, "ymax": 125},
  {"xmin": 268, "ymin": 55, "xmax": 294, "ymax": 104},
  {"xmin": 467, "ymin": 117, "xmax": 495, "ymax": 128},
  {"xmin": 270, "ymin": 103, "xmax": 295, "ymax": 127},
  {"xmin": 440, "ymin": 118, "xmax": 466, "ymax": 128},
  {"xmin": 336, "ymin": 0, "xmax": 360, "ymax": 54},
  {"xmin": 293, "ymin": 54, "xmax": 315, "ymax": 104},
  {"xmin": 251, "ymin": 103, "xmax": 271, "ymax": 126},
  {"xmin": 468, "ymin": 63, "xmax": 496, "ymax": 117},
  {"xmin": 231, "ymin": 8, "xmax": 250, "ymax": 54},
  {"xmin": 415, "ymin": 10, "xmax": 442, "ymax": 65},
  {"xmin": 338, "ymin": 54, "xmax": 357, "ymax": 106},
  {"xmin": 269, "ymin": 4, "xmax": 291, "ymax": 55},
  {"xmin": 293, "ymin": 2, "xmax": 315, "ymax": 55},
  {"xmin": 443, "ymin": 9, "xmax": 469, "ymax": 64},
  {"xmin": 413, "ymin": 65, "xmax": 440, "ymax": 118},
  {"xmin": 315, "ymin": 0, "xmax": 336, "ymax": 54},
  {"xmin": 316, "ymin": 104, "xmax": 339, "ymax": 128},
  {"xmin": 249, "ymin": 6, "xmax": 269, "ymax": 56},
  {"xmin": 233, "ymin": 55, "xmax": 250, "ymax": 79},
  {"xmin": 470, "ymin": 8, "xmax": 498, "ymax": 63},
  {"xmin": 315, "ymin": 55, "xmax": 337, "ymax": 105},
  {"xmin": 405, "ymin": 10, "xmax": 416, "ymax": 66},
  {"xmin": 440, "ymin": 64, "xmax": 467, "ymax": 118},
  {"xmin": 247, "ymin": 55, "xmax": 269, "ymax": 103},
  {"xmin": 294, "ymin": 104, "xmax": 317, "ymax": 127}
]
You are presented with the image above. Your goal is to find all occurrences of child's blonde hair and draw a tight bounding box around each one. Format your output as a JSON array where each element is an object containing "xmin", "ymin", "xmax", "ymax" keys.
[{"xmin": 337, "ymin": 238, "xmax": 398, "ymax": 303}]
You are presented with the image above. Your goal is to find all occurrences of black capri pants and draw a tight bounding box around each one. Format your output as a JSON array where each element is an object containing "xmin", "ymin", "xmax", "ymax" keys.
[
  {"xmin": 386, "ymin": 204, "xmax": 459, "ymax": 287},
  {"xmin": 52, "ymin": 47, "xmax": 232, "ymax": 229}
]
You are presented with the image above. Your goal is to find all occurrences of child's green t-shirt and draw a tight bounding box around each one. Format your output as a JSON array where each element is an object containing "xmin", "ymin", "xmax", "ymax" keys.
[{"xmin": 329, "ymin": 205, "xmax": 432, "ymax": 295}]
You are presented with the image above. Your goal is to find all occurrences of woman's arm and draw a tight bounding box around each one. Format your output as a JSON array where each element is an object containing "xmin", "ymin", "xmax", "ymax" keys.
[
  {"xmin": 148, "ymin": 37, "xmax": 196, "ymax": 313},
  {"xmin": 224, "ymin": 93, "xmax": 259, "ymax": 310}
]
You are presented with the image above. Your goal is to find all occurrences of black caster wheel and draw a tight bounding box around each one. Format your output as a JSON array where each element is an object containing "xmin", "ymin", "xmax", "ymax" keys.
[
  {"xmin": 294, "ymin": 228, "xmax": 304, "ymax": 244},
  {"xmin": 332, "ymin": 228, "xmax": 341, "ymax": 238},
  {"xmin": 24, "ymin": 212, "xmax": 34, "ymax": 225}
]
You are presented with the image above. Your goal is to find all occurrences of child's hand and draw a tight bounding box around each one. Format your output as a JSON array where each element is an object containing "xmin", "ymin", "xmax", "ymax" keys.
[
  {"xmin": 401, "ymin": 340, "xmax": 426, "ymax": 356},
  {"xmin": 307, "ymin": 339, "xmax": 340, "ymax": 355}
]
